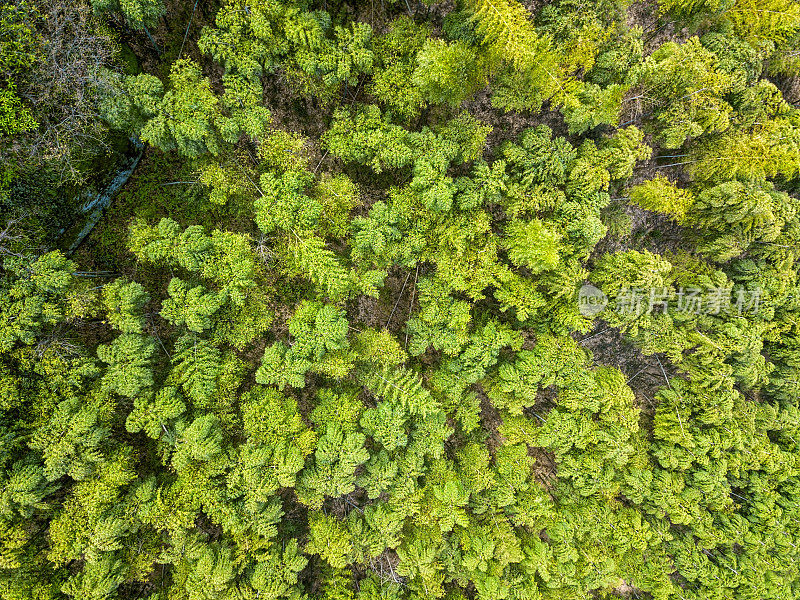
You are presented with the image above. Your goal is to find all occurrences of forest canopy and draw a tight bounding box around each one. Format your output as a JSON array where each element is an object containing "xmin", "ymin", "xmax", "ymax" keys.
[{"xmin": 2, "ymin": 0, "xmax": 800, "ymax": 598}]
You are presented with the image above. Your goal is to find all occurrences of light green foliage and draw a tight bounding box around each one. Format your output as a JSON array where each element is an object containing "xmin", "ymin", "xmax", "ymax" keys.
[
  {"xmin": 413, "ymin": 39, "xmax": 484, "ymax": 106},
  {"xmin": 61, "ymin": 552, "xmax": 126, "ymax": 599},
  {"xmin": 256, "ymin": 170, "xmax": 318, "ymax": 234},
  {"xmin": 129, "ymin": 218, "xmax": 257, "ymax": 304},
  {"xmin": 198, "ymin": 0, "xmax": 297, "ymax": 78},
  {"xmin": 296, "ymin": 422, "xmax": 369, "ymax": 509},
  {"xmin": 0, "ymin": 252, "xmax": 79, "ymax": 350},
  {"xmin": 661, "ymin": 0, "xmax": 800, "ymax": 49},
  {"xmin": 29, "ymin": 396, "xmax": 111, "ymax": 481},
  {"xmin": 306, "ymin": 512, "xmax": 353, "ymax": 568},
  {"xmin": 486, "ymin": 334, "xmax": 587, "ymax": 414},
  {"xmin": 0, "ymin": 81, "xmax": 36, "ymax": 137},
  {"xmin": 631, "ymin": 37, "xmax": 734, "ymax": 147},
  {"xmin": 6, "ymin": 1, "xmax": 800, "ymax": 598},
  {"xmin": 560, "ymin": 82, "xmax": 626, "ymax": 135},
  {"xmin": 370, "ymin": 17, "xmax": 430, "ymax": 121},
  {"xmin": 161, "ymin": 279, "xmax": 225, "ymax": 333},
  {"xmin": 593, "ymin": 249, "xmax": 673, "ymax": 297},
  {"xmin": 588, "ymin": 25, "xmax": 643, "ymax": 86},
  {"xmin": 104, "ymin": 59, "xmax": 269, "ymax": 156},
  {"xmin": 294, "ymin": 22, "xmax": 374, "ymax": 91},
  {"xmin": 103, "ymin": 279, "xmax": 149, "ymax": 333},
  {"xmin": 126, "ymin": 386, "xmax": 186, "ymax": 439},
  {"xmin": 174, "ymin": 538, "xmax": 239, "ymax": 600},
  {"xmin": 688, "ymin": 117, "xmax": 800, "ymax": 182},
  {"xmin": 405, "ymin": 277, "xmax": 472, "ymax": 357},
  {"xmin": 171, "ymin": 414, "xmax": 225, "ymax": 473},
  {"xmin": 536, "ymin": 0, "xmax": 613, "ymax": 75},
  {"xmin": 323, "ymin": 104, "xmax": 423, "ymax": 173},
  {"xmin": 686, "ymin": 180, "xmax": 797, "ymax": 260},
  {"xmin": 352, "ymin": 328, "xmax": 408, "ymax": 367},
  {"xmin": 465, "ymin": 0, "xmax": 565, "ymax": 112},
  {"xmin": 256, "ymin": 342, "xmax": 310, "ymax": 390},
  {"xmin": 436, "ymin": 112, "xmax": 492, "ymax": 163},
  {"xmin": 99, "ymin": 68, "xmax": 163, "ymax": 133},
  {"xmin": 197, "ymin": 154, "xmax": 255, "ymax": 207},
  {"xmin": 504, "ymin": 218, "xmax": 561, "ymax": 272},
  {"xmin": 171, "ymin": 334, "xmax": 222, "ymax": 403},
  {"xmin": 250, "ymin": 540, "xmax": 307, "ymax": 598},
  {"xmin": 258, "ymin": 128, "xmax": 309, "ymax": 172},
  {"xmin": 230, "ymin": 387, "xmax": 313, "ymax": 502},
  {"xmin": 0, "ymin": 1, "xmax": 39, "ymax": 137},
  {"xmin": 288, "ymin": 300, "xmax": 349, "ymax": 361},
  {"xmin": 97, "ymin": 333, "xmax": 157, "ymax": 397},
  {"xmin": 537, "ymin": 366, "xmax": 642, "ymax": 497},
  {"xmin": 315, "ymin": 173, "xmax": 360, "ymax": 239},
  {"xmin": 139, "ymin": 59, "xmax": 222, "ymax": 156},
  {"xmin": 591, "ymin": 125, "xmax": 652, "ymax": 181},
  {"xmin": 200, "ymin": 0, "xmax": 373, "ymax": 101},
  {"xmin": 502, "ymin": 124, "xmax": 576, "ymax": 190},
  {"xmin": 256, "ymin": 301, "xmax": 351, "ymax": 388},
  {"xmin": 0, "ymin": 459, "xmax": 54, "ymax": 521},
  {"xmin": 628, "ymin": 174, "xmax": 694, "ymax": 221},
  {"xmin": 362, "ymin": 365, "xmax": 439, "ymax": 417},
  {"xmin": 288, "ymin": 234, "xmax": 357, "ymax": 301}
]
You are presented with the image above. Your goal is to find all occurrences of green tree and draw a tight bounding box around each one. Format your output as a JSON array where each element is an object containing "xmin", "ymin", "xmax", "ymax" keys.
[
  {"xmin": 97, "ymin": 333, "xmax": 157, "ymax": 398},
  {"xmin": 628, "ymin": 174, "xmax": 694, "ymax": 221},
  {"xmin": 0, "ymin": 1, "xmax": 39, "ymax": 141},
  {"xmin": 413, "ymin": 39, "xmax": 484, "ymax": 106},
  {"xmin": 306, "ymin": 512, "xmax": 353, "ymax": 569},
  {"xmin": 103, "ymin": 279, "xmax": 149, "ymax": 334},
  {"xmin": 104, "ymin": 59, "xmax": 269, "ymax": 156},
  {"xmin": 91, "ymin": 0, "xmax": 164, "ymax": 30},
  {"xmin": 465, "ymin": 0, "xmax": 565, "ymax": 112},
  {"xmin": 0, "ymin": 251, "xmax": 80, "ymax": 351},
  {"xmin": 125, "ymin": 386, "xmax": 186, "ymax": 440},
  {"xmin": 296, "ymin": 422, "xmax": 368, "ymax": 509},
  {"xmin": 161, "ymin": 279, "xmax": 226, "ymax": 333},
  {"xmin": 369, "ymin": 16, "xmax": 429, "ymax": 121},
  {"xmin": 171, "ymin": 334, "xmax": 222, "ymax": 404},
  {"xmin": 171, "ymin": 414, "xmax": 225, "ymax": 473},
  {"xmin": 688, "ymin": 118, "xmax": 800, "ymax": 182},
  {"xmin": 29, "ymin": 397, "xmax": 111, "ymax": 481},
  {"xmin": 503, "ymin": 218, "xmax": 561, "ymax": 272},
  {"xmin": 630, "ymin": 37, "xmax": 734, "ymax": 147}
]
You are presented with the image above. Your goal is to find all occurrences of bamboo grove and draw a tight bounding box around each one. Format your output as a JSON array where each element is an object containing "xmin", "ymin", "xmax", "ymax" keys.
[{"xmin": 2, "ymin": 0, "xmax": 800, "ymax": 598}]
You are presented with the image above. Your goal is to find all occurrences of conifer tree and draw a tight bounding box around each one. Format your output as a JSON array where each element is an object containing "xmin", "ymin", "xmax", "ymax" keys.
[
  {"xmin": 413, "ymin": 39, "xmax": 485, "ymax": 106},
  {"xmin": 306, "ymin": 512, "xmax": 354, "ymax": 569},
  {"xmin": 91, "ymin": 0, "xmax": 164, "ymax": 30},
  {"xmin": 161, "ymin": 279, "xmax": 226, "ymax": 333},
  {"xmin": 464, "ymin": 0, "xmax": 565, "ymax": 112},
  {"xmin": 628, "ymin": 174, "xmax": 694, "ymax": 221},
  {"xmin": 102, "ymin": 279, "xmax": 149, "ymax": 334},
  {"xmin": 97, "ymin": 333, "xmax": 157, "ymax": 398},
  {"xmin": 171, "ymin": 334, "xmax": 223, "ymax": 404},
  {"xmin": 296, "ymin": 422, "xmax": 369, "ymax": 509},
  {"xmin": 29, "ymin": 397, "xmax": 111, "ymax": 481},
  {"xmin": 630, "ymin": 37, "xmax": 734, "ymax": 148}
]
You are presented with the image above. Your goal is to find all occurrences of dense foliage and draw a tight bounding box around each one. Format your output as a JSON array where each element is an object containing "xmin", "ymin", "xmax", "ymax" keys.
[{"xmin": 2, "ymin": 0, "xmax": 800, "ymax": 598}]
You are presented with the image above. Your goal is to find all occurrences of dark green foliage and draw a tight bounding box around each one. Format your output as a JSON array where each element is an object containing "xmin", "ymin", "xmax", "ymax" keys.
[{"xmin": 91, "ymin": 0, "xmax": 164, "ymax": 29}]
